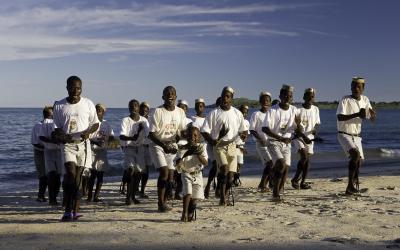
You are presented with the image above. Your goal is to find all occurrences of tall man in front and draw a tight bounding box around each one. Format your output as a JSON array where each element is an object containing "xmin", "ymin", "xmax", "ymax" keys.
[
  {"xmin": 262, "ymin": 85, "xmax": 297, "ymax": 202},
  {"xmin": 337, "ymin": 77, "xmax": 376, "ymax": 195},
  {"xmin": 53, "ymin": 76, "xmax": 99, "ymax": 221},
  {"xmin": 148, "ymin": 86, "xmax": 187, "ymax": 212},
  {"xmin": 202, "ymin": 86, "xmax": 246, "ymax": 206}
]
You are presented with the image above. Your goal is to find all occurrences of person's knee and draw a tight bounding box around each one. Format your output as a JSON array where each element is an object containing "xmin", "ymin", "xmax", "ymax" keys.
[
  {"xmin": 97, "ymin": 172, "xmax": 104, "ymax": 183},
  {"xmin": 217, "ymin": 172, "xmax": 227, "ymax": 184},
  {"xmin": 299, "ymin": 149, "xmax": 307, "ymax": 161},
  {"xmin": 227, "ymin": 172, "xmax": 235, "ymax": 185},
  {"xmin": 349, "ymin": 148, "xmax": 360, "ymax": 161}
]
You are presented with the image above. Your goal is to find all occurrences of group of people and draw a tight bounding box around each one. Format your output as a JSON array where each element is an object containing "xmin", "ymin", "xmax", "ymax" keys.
[{"xmin": 31, "ymin": 75, "xmax": 376, "ymax": 222}]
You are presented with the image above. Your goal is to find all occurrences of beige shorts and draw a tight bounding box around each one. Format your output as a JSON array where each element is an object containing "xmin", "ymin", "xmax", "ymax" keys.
[
  {"xmin": 62, "ymin": 140, "xmax": 92, "ymax": 168},
  {"xmin": 34, "ymin": 148, "xmax": 46, "ymax": 178},
  {"xmin": 255, "ymin": 141, "xmax": 272, "ymax": 165},
  {"xmin": 236, "ymin": 147, "xmax": 244, "ymax": 165},
  {"xmin": 267, "ymin": 140, "xmax": 292, "ymax": 167},
  {"xmin": 181, "ymin": 172, "xmax": 204, "ymax": 199},
  {"xmin": 214, "ymin": 143, "xmax": 237, "ymax": 173},
  {"xmin": 337, "ymin": 133, "xmax": 364, "ymax": 159},
  {"xmin": 44, "ymin": 149, "xmax": 63, "ymax": 175},
  {"xmin": 293, "ymin": 139, "xmax": 314, "ymax": 155},
  {"xmin": 92, "ymin": 148, "xmax": 109, "ymax": 172},
  {"xmin": 150, "ymin": 144, "xmax": 176, "ymax": 170},
  {"xmin": 122, "ymin": 146, "xmax": 145, "ymax": 172}
]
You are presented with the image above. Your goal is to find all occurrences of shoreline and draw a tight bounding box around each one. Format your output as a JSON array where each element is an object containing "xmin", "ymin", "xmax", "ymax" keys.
[{"xmin": 1, "ymin": 167, "xmax": 399, "ymax": 249}]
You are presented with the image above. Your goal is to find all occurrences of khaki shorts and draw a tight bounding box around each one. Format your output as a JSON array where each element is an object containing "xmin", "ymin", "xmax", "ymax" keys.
[
  {"xmin": 92, "ymin": 148, "xmax": 109, "ymax": 172},
  {"xmin": 122, "ymin": 146, "xmax": 145, "ymax": 172},
  {"xmin": 337, "ymin": 133, "xmax": 364, "ymax": 159},
  {"xmin": 34, "ymin": 148, "xmax": 46, "ymax": 178},
  {"xmin": 214, "ymin": 143, "xmax": 237, "ymax": 173},
  {"xmin": 267, "ymin": 140, "xmax": 292, "ymax": 167},
  {"xmin": 181, "ymin": 172, "xmax": 204, "ymax": 199},
  {"xmin": 236, "ymin": 147, "xmax": 244, "ymax": 165},
  {"xmin": 255, "ymin": 141, "xmax": 272, "ymax": 165},
  {"xmin": 150, "ymin": 144, "xmax": 176, "ymax": 170},
  {"xmin": 44, "ymin": 149, "xmax": 63, "ymax": 175},
  {"xmin": 293, "ymin": 139, "xmax": 314, "ymax": 155},
  {"xmin": 62, "ymin": 140, "xmax": 92, "ymax": 168}
]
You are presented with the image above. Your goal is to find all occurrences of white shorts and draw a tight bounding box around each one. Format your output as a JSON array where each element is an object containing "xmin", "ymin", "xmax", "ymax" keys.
[
  {"xmin": 214, "ymin": 143, "xmax": 237, "ymax": 173},
  {"xmin": 62, "ymin": 140, "xmax": 92, "ymax": 168},
  {"xmin": 92, "ymin": 148, "xmax": 109, "ymax": 172},
  {"xmin": 267, "ymin": 140, "xmax": 291, "ymax": 167},
  {"xmin": 255, "ymin": 141, "xmax": 272, "ymax": 165},
  {"xmin": 337, "ymin": 133, "xmax": 364, "ymax": 159},
  {"xmin": 44, "ymin": 149, "xmax": 63, "ymax": 175},
  {"xmin": 293, "ymin": 139, "xmax": 314, "ymax": 155},
  {"xmin": 122, "ymin": 146, "xmax": 145, "ymax": 172},
  {"xmin": 236, "ymin": 147, "xmax": 244, "ymax": 165},
  {"xmin": 150, "ymin": 144, "xmax": 176, "ymax": 170},
  {"xmin": 181, "ymin": 172, "xmax": 204, "ymax": 200}
]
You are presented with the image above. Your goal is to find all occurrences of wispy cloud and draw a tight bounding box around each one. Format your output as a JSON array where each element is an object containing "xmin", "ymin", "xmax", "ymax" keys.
[{"xmin": 0, "ymin": 2, "xmax": 325, "ymax": 61}]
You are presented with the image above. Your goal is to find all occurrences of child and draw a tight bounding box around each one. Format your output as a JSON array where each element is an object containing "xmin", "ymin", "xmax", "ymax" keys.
[
  {"xmin": 139, "ymin": 101, "xmax": 152, "ymax": 198},
  {"xmin": 262, "ymin": 85, "xmax": 298, "ymax": 202},
  {"xmin": 88, "ymin": 103, "xmax": 115, "ymax": 202},
  {"xmin": 176, "ymin": 126, "xmax": 208, "ymax": 222},
  {"xmin": 148, "ymin": 86, "xmax": 187, "ymax": 212},
  {"xmin": 39, "ymin": 106, "xmax": 63, "ymax": 206},
  {"xmin": 234, "ymin": 105, "xmax": 250, "ymax": 186},
  {"xmin": 120, "ymin": 99, "xmax": 149, "ymax": 205},
  {"xmin": 336, "ymin": 77, "xmax": 376, "ymax": 195},
  {"xmin": 249, "ymin": 91, "xmax": 273, "ymax": 192},
  {"xmin": 291, "ymin": 88, "xmax": 321, "ymax": 190}
]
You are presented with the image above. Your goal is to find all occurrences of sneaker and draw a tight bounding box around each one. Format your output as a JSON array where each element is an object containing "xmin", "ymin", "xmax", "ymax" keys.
[
  {"xmin": 73, "ymin": 213, "xmax": 83, "ymax": 220},
  {"xmin": 60, "ymin": 212, "xmax": 73, "ymax": 222}
]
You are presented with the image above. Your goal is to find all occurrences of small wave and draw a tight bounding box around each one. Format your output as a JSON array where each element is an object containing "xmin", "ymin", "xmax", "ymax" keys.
[{"xmin": 380, "ymin": 148, "xmax": 400, "ymax": 155}]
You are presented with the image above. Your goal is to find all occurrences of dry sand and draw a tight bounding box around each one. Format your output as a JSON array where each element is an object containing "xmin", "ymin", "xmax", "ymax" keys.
[{"xmin": 1, "ymin": 169, "xmax": 400, "ymax": 249}]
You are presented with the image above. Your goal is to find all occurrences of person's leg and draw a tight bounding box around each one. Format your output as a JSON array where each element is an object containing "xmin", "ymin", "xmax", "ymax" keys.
[
  {"xmin": 125, "ymin": 168, "xmax": 133, "ymax": 205},
  {"xmin": 87, "ymin": 169, "xmax": 97, "ymax": 202},
  {"xmin": 346, "ymin": 148, "xmax": 360, "ymax": 194},
  {"xmin": 131, "ymin": 171, "xmax": 141, "ymax": 204},
  {"xmin": 174, "ymin": 170, "xmax": 182, "ymax": 200},
  {"xmin": 62, "ymin": 162, "xmax": 77, "ymax": 220},
  {"xmin": 48, "ymin": 170, "xmax": 59, "ymax": 205},
  {"xmin": 165, "ymin": 169, "xmax": 175, "ymax": 201},
  {"xmin": 140, "ymin": 167, "xmax": 149, "ymax": 198},
  {"xmin": 72, "ymin": 166, "xmax": 84, "ymax": 216},
  {"xmin": 181, "ymin": 194, "xmax": 191, "ymax": 222},
  {"xmin": 204, "ymin": 160, "xmax": 217, "ymax": 199},
  {"xmin": 157, "ymin": 166, "xmax": 170, "ymax": 212},
  {"xmin": 271, "ymin": 159, "xmax": 285, "ymax": 201},
  {"xmin": 218, "ymin": 165, "xmax": 228, "ymax": 205},
  {"xmin": 121, "ymin": 169, "xmax": 128, "ymax": 195},
  {"xmin": 93, "ymin": 171, "xmax": 104, "ymax": 202},
  {"xmin": 300, "ymin": 155, "xmax": 311, "ymax": 189},
  {"xmin": 292, "ymin": 149, "xmax": 307, "ymax": 189},
  {"xmin": 234, "ymin": 164, "xmax": 242, "ymax": 187},
  {"xmin": 259, "ymin": 160, "xmax": 273, "ymax": 191},
  {"xmin": 188, "ymin": 198, "xmax": 197, "ymax": 221}
]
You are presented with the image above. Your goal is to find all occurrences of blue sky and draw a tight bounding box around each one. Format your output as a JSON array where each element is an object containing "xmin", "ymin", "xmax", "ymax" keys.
[{"xmin": 1, "ymin": 0, "xmax": 399, "ymax": 107}]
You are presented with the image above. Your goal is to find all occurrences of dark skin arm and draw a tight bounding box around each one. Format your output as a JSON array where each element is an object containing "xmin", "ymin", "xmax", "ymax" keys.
[
  {"xmin": 337, "ymin": 108, "xmax": 366, "ymax": 121},
  {"xmin": 39, "ymin": 136, "xmax": 58, "ymax": 144},
  {"xmin": 81, "ymin": 123, "xmax": 99, "ymax": 140},
  {"xmin": 119, "ymin": 123, "xmax": 143, "ymax": 141},
  {"xmin": 262, "ymin": 126, "xmax": 291, "ymax": 144},
  {"xmin": 148, "ymin": 132, "xmax": 177, "ymax": 154}
]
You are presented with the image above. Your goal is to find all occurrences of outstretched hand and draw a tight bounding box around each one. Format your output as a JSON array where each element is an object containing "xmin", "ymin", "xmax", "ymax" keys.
[{"xmin": 218, "ymin": 123, "xmax": 229, "ymax": 140}]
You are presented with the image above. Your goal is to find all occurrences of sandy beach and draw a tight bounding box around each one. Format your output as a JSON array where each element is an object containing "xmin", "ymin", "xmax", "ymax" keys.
[{"xmin": 1, "ymin": 165, "xmax": 400, "ymax": 250}]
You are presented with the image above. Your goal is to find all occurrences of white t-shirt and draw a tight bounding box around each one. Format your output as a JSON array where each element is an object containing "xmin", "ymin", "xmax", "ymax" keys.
[
  {"xmin": 249, "ymin": 110, "xmax": 269, "ymax": 144},
  {"xmin": 177, "ymin": 117, "xmax": 193, "ymax": 146},
  {"xmin": 53, "ymin": 97, "xmax": 99, "ymax": 140},
  {"xmin": 235, "ymin": 119, "xmax": 250, "ymax": 146},
  {"xmin": 31, "ymin": 121, "xmax": 43, "ymax": 146},
  {"xmin": 201, "ymin": 106, "xmax": 246, "ymax": 142},
  {"xmin": 296, "ymin": 105, "xmax": 321, "ymax": 139},
  {"xmin": 264, "ymin": 104, "xmax": 297, "ymax": 139},
  {"xmin": 39, "ymin": 118, "xmax": 60, "ymax": 150},
  {"xmin": 191, "ymin": 115, "xmax": 206, "ymax": 129},
  {"xmin": 336, "ymin": 95, "xmax": 372, "ymax": 135},
  {"xmin": 120, "ymin": 116, "xmax": 149, "ymax": 147},
  {"xmin": 90, "ymin": 120, "xmax": 115, "ymax": 149},
  {"xmin": 149, "ymin": 106, "xmax": 187, "ymax": 142},
  {"xmin": 178, "ymin": 143, "xmax": 208, "ymax": 173}
]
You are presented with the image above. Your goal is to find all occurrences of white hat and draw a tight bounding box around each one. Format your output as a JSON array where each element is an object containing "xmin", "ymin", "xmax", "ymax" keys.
[
  {"xmin": 304, "ymin": 88, "xmax": 315, "ymax": 94},
  {"xmin": 195, "ymin": 98, "xmax": 205, "ymax": 104},
  {"xmin": 352, "ymin": 77, "xmax": 365, "ymax": 84},
  {"xmin": 141, "ymin": 101, "xmax": 150, "ymax": 108},
  {"xmin": 222, "ymin": 86, "xmax": 235, "ymax": 95},
  {"xmin": 281, "ymin": 84, "xmax": 294, "ymax": 92},
  {"xmin": 96, "ymin": 103, "xmax": 106, "ymax": 111},
  {"xmin": 178, "ymin": 99, "xmax": 189, "ymax": 107},
  {"xmin": 259, "ymin": 91, "xmax": 271, "ymax": 97}
]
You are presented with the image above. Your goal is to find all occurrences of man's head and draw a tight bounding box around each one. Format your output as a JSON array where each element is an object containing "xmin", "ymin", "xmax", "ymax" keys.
[
  {"xmin": 195, "ymin": 98, "xmax": 205, "ymax": 115},
  {"xmin": 186, "ymin": 125, "xmax": 201, "ymax": 145},
  {"xmin": 139, "ymin": 102, "xmax": 150, "ymax": 118},
  {"xmin": 128, "ymin": 99, "xmax": 140, "ymax": 116},
  {"xmin": 279, "ymin": 84, "xmax": 294, "ymax": 105},
  {"xmin": 351, "ymin": 77, "xmax": 365, "ymax": 99},
  {"xmin": 303, "ymin": 88, "xmax": 315, "ymax": 104},
  {"xmin": 177, "ymin": 99, "xmax": 189, "ymax": 113},
  {"xmin": 162, "ymin": 86, "xmax": 177, "ymax": 107},
  {"xmin": 220, "ymin": 86, "xmax": 234, "ymax": 110},
  {"xmin": 43, "ymin": 106, "xmax": 53, "ymax": 119},
  {"xmin": 66, "ymin": 76, "xmax": 82, "ymax": 99},
  {"xmin": 96, "ymin": 103, "xmax": 106, "ymax": 121},
  {"xmin": 259, "ymin": 91, "xmax": 272, "ymax": 110},
  {"xmin": 239, "ymin": 104, "xmax": 249, "ymax": 118}
]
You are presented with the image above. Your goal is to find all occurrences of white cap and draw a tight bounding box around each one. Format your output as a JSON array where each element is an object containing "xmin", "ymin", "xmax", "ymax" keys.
[
  {"xmin": 195, "ymin": 98, "xmax": 205, "ymax": 104},
  {"xmin": 222, "ymin": 86, "xmax": 235, "ymax": 95},
  {"xmin": 352, "ymin": 77, "xmax": 365, "ymax": 84},
  {"xmin": 304, "ymin": 88, "xmax": 315, "ymax": 94},
  {"xmin": 281, "ymin": 84, "xmax": 294, "ymax": 92},
  {"xmin": 259, "ymin": 91, "xmax": 271, "ymax": 97},
  {"xmin": 141, "ymin": 102, "xmax": 150, "ymax": 108},
  {"xmin": 178, "ymin": 99, "xmax": 189, "ymax": 107},
  {"xmin": 96, "ymin": 103, "xmax": 106, "ymax": 112}
]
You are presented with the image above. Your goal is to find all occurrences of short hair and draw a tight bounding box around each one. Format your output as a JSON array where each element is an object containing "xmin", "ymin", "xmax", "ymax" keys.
[
  {"xmin": 239, "ymin": 104, "xmax": 249, "ymax": 112},
  {"xmin": 66, "ymin": 76, "xmax": 82, "ymax": 86},
  {"xmin": 43, "ymin": 106, "xmax": 53, "ymax": 117},
  {"xmin": 162, "ymin": 86, "xmax": 176, "ymax": 96},
  {"xmin": 95, "ymin": 103, "xmax": 106, "ymax": 112},
  {"xmin": 128, "ymin": 99, "xmax": 139, "ymax": 107}
]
